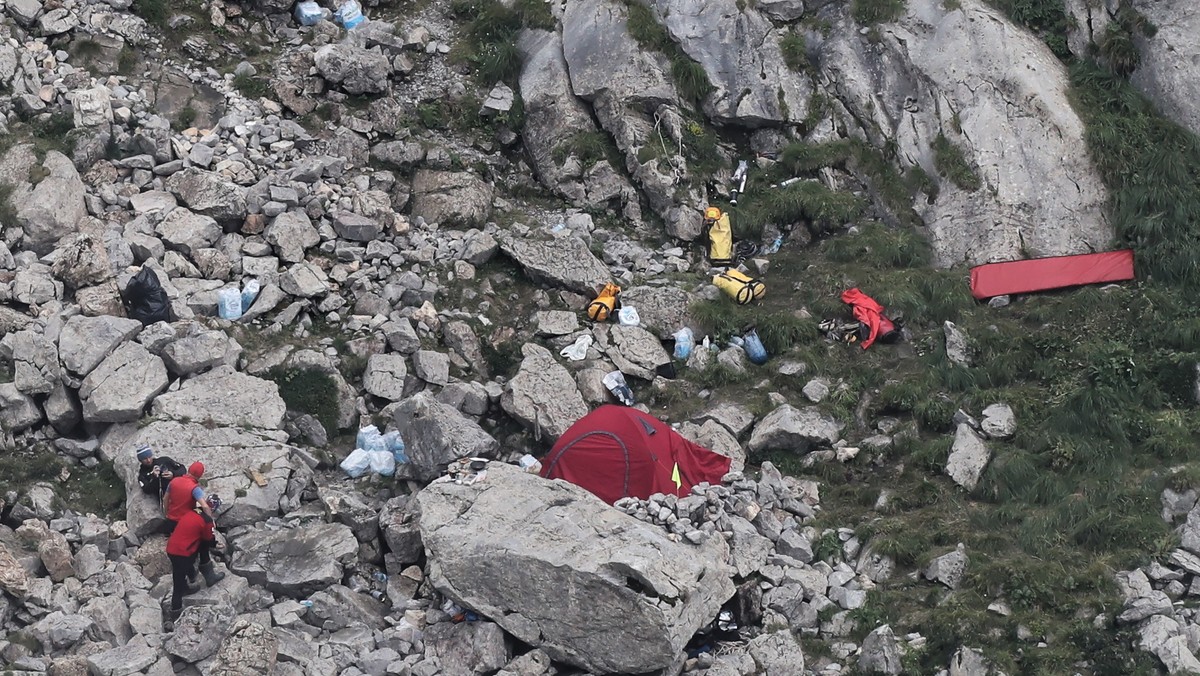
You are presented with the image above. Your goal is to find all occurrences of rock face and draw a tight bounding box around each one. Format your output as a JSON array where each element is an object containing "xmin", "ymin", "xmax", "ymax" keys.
[
  {"xmin": 619, "ymin": 285, "xmax": 693, "ymax": 339},
  {"xmin": 106, "ymin": 420, "xmax": 303, "ymax": 535},
  {"xmin": 78, "ymin": 341, "xmax": 168, "ymax": 423},
  {"xmin": 166, "ymin": 168, "xmax": 247, "ymax": 223},
  {"xmin": 1132, "ymin": 0, "xmax": 1200, "ymax": 136},
  {"xmin": 391, "ymin": 392, "xmax": 501, "ymax": 481},
  {"xmin": 747, "ymin": 405, "xmax": 844, "ymax": 454},
  {"xmin": 410, "ymin": 170, "xmax": 494, "ymax": 226},
  {"xmin": 820, "ymin": 0, "xmax": 1111, "ymax": 266},
  {"xmin": 314, "ymin": 44, "xmax": 391, "ymax": 96},
  {"xmin": 650, "ymin": 0, "xmax": 811, "ymax": 125},
  {"xmin": 151, "ymin": 366, "xmax": 287, "ymax": 430},
  {"xmin": 499, "ymin": 235, "xmax": 611, "ymax": 296},
  {"xmin": 417, "ymin": 463, "xmax": 735, "ymax": 674},
  {"xmin": 501, "ymin": 343, "xmax": 588, "ymax": 441},
  {"xmin": 230, "ymin": 522, "xmax": 358, "ymax": 598}
]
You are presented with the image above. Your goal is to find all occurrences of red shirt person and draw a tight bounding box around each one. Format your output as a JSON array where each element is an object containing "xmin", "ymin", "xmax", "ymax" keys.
[
  {"xmin": 165, "ymin": 462, "xmax": 216, "ymax": 526},
  {"xmin": 165, "ymin": 499, "xmax": 225, "ymax": 618}
]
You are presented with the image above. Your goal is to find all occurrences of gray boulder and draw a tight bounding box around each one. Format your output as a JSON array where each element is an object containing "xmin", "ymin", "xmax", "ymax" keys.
[
  {"xmin": 500, "ymin": 235, "xmax": 611, "ymax": 296},
  {"xmin": 166, "ymin": 168, "xmax": 248, "ymax": 223},
  {"xmin": 363, "ymin": 353, "xmax": 408, "ymax": 401},
  {"xmin": 160, "ymin": 327, "xmax": 239, "ymax": 376},
  {"xmin": 945, "ymin": 424, "xmax": 991, "ymax": 490},
  {"xmin": 677, "ymin": 419, "xmax": 745, "ymax": 472},
  {"xmin": 86, "ymin": 643, "xmax": 160, "ymax": 676},
  {"xmin": 391, "ymin": 391, "xmax": 500, "ymax": 481},
  {"xmin": 417, "ymin": 463, "xmax": 735, "ymax": 674},
  {"xmin": 609, "ymin": 325, "xmax": 672, "ymax": 380},
  {"xmin": 943, "ymin": 321, "xmax": 971, "ymax": 366},
  {"xmin": 332, "ymin": 212, "xmax": 382, "ymax": 241},
  {"xmin": 314, "ymin": 44, "xmax": 392, "ymax": 95},
  {"xmin": 924, "ymin": 545, "xmax": 968, "ymax": 590},
  {"xmin": 620, "ymin": 285, "xmax": 694, "ymax": 339},
  {"xmin": 3, "ymin": 146, "xmax": 87, "ymax": 253},
  {"xmin": 747, "ymin": 405, "xmax": 843, "ymax": 454},
  {"xmin": 0, "ymin": 383, "xmax": 41, "ymax": 431},
  {"xmin": 151, "ymin": 366, "xmax": 286, "ymax": 430},
  {"xmin": 156, "ymin": 207, "xmax": 221, "ymax": 255},
  {"xmin": 208, "ymin": 620, "xmax": 280, "ymax": 675},
  {"xmin": 980, "ymin": 403, "xmax": 1016, "ymax": 439},
  {"xmin": 51, "ymin": 231, "xmax": 114, "ymax": 289},
  {"xmin": 819, "ymin": 0, "xmax": 1110, "ymax": 266},
  {"xmin": 12, "ymin": 263, "xmax": 63, "ymax": 305},
  {"xmin": 79, "ymin": 341, "xmax": 168, "ymax": 423},
  {"xmin": 412, "ymin": 349, "xmax": 450, "ymax": 386},
  {"xmin": 1132, "ymin": 0, "xmax": 1200, "ymax": 136},
  {"xmin": 379, "ymin": 496, "xmax": 423, "ymax": 565},
  {"xmin": 229, "ymin": 522, "xmax": 358, "ymax": 598},
  {"xmin": 859, "ymin": 624, "xmax": 903, "ymax": 674},
  {"xmin": 106, "ymin": 419, "xmax": 304, "ymax": 535},
  {"xmin": 424, "ymin": 621, "xmax": 511, "ymax": 675},
  {"xmin": 411, "ymin": 170, "xmax": 494, "ymax": 226},
  {"xmin": 534, "ymin": 310, "xmax": 580, "ymax": 336},
  {"xmin": 165, "ymin": 604, "xmax": 236, "ymax": 662},
  {"xmin": 4, "ymin": 328, "xmax": 59, "ymax": 395},
  {"xmin": 501, "ymin": 343, "xmax": 588, "ymax": 441},
  {"xmin": 265, "ymin": 211, "xmax": 319, "ymax": 263},
  {"xmin": 747, "ymin": 630, "xmax": 806, "ymax": 675},
  {"xmin": 279, "ymin": 261, "xmax": 330, "ymax": 297},
  {"xmin": 757, "ymin": 0, "xmax": 805, "ymax": 20}
]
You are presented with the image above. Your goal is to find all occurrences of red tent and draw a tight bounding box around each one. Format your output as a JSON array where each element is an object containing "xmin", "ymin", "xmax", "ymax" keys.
[{"xmin": 540, "ymin": 406, "xmax": 733, "ymax": 504}]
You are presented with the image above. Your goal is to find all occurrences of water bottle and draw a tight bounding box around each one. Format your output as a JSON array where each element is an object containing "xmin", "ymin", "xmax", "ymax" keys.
[
  {"xmin": 373, "ymin": 572, "xmax": 388, "ymax": 583},
  {"xmin": 743, "ymin": 329, "xmax": 768, "ymax": 365},
  {"xmin": 217, "ymin": 288, "xmax": 242, "ymax": 320},
  {"xmin": 300, "ymin": 600, "xmax": 314, "ymax": 609},
  {"xmin": 673, "ymin": 328, "xmax": 694, "ymax": 360},
  {"xmin": 241, "ymin": 279, "xmax": 260, "ymax": 313}
]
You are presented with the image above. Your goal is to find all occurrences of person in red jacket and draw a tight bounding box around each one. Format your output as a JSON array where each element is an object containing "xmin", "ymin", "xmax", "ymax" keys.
[
  {"xmin": 165, "ymin": 462, "xmax": 216, "ymax": 529},
  {"xmin": 165, "ymin": 496, "xmax": 225, "ymax": 619}
]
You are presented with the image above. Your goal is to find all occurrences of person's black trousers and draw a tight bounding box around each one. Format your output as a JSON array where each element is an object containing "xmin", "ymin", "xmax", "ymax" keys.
[{"xmin": 169, "ymin": 553, "xmax": 193, "ymax": 611}]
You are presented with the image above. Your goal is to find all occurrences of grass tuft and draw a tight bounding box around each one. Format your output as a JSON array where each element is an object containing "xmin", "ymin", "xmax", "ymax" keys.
[
  {"xmin": 931, "ymin": 132, "xmax": 981, "ymax": 192},
  {"xmin": 852, "ymin": 0, "xmax": 905, "ymax": 25},
  {"xmin": 780, "ymin": 33, "xmax": 810, "ymax": 73}
]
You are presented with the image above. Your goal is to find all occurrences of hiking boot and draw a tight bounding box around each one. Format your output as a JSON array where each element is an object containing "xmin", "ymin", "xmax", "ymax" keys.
[{"xmin": 199, "ymin": 562, "xmax": 226, "ymax": 586}]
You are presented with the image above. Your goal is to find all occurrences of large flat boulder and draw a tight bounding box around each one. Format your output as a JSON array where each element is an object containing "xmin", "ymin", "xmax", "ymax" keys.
[
  {"xmin": 57, "ymin": 314, "xmax": 143, "ymax": 377},
  {"xmin": 499, "ymin": 235, "xmax": 611, "ymax": 296},
  {"xmin": 620, "ymin": 285, "xmax": 694, "ymax": 339},
  {"xmin": 391, "ymin": 392, "xmax": 500, "ymax": 481},
  {"xmin": 151, "ymin": 366, "xmax": 286, "ymax": 430},
  {"xmin": 103, "ymin": 420, "xmax": 303, "ymax": 536},
  {"xmin": 165, "ymin": 168, "xmax": 247, "ymax": 224},
  {"xmin": 500, "ymin": 343, "xmax": 588, "ymax": 441},
  {"xmin": 1, "ymin": 145, "xmax": 87, "ymax": 253},
  {"xmin": 229, "ymin": 522, "xmax": 358, "ymax": 598},
  {"xmin": 79, "ymin": 341, "xmax": 168, "ymax": 423},
  {"xmin": 418, "ymin": 463, "xmax": 735, "ymax": 674},
  {"xmin": 410, "ymin": 170, "xmax": 493, "ymax": 227}
]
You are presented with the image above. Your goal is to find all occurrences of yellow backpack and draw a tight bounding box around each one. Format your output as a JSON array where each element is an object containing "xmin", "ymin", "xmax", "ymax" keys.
[
  {"xmin": 713, "ymin": 269, "xmax": 766, "ymax": 305},
  {"xmin": 706, "ymin": 214, "xmax": 733, "ymax": 265},
  {"xmin": 587, "ymin": 283, "xmax": 622, "ymax": 321}
]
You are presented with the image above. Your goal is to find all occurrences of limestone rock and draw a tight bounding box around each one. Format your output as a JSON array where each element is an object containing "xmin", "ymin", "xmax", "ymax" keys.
[
  {"xmin": 924, "ymin": 545, "xmax": 968, "ymax": 590},
  {"xmin": 6, "ymin": 147, "xmax": 87, "ymax": 252},
  {"xmin": 363, "ymin": 353, "xmax": 408, "ymax": 401},
  {"xmin": 677, "ymin": 419, "xmax": 746, "ymax": 473},
  {"xmin": 944, "ymin": 321, "xmax": 971, "ymax": 366},
  {"xmin": 500, "ymin": 235, "xmax": 611, "ymax": 296},
  {"xmin": 79, "ymin": 341, "xmax": 168, "ymax": 423},
  {"xmin": 615, "ymin": 285, "xmax": 693, "ymax": 339},
  {"xmin": 72, "ymin": 85, "xmax": 114, "ymax": 127},
  {"xmin": 86, "ymin": 643, "xmax": 159, "ymax": 676},
  {"xmin": 391, "ymin": 391, "xmax": 500, "ymax": 481},
  {"xmin": 411, "ymin": 170, "xmax": 494, "ymax": 226},
  {"xmin": 417, "ymin": 463, "xmax": 735, "ymax": 674},
  {"xmin": 747, "ymin": 630, "xmax": 807, "ymax": 675},
  {"xmin": 166, "ymin": 168, "xmax": 248, "ymax": 223},
  {"xmin": 208, "ymin": 620, "xmax": 279, "ymax": 675},
  {"xmin": 151, "ymin": 366, "xmax": 286, "ymax": 430},
  {"xmin": 1132, "ymin": 0, "xmax": 1200, "ymax": 136},
  {"xmin": 501, "ymin": 343, "xmax": 588, "ymax": 441},
  {"xmin": 859, "ymin": 624, "xmax": 903, "ymax": 674},
  {"xmin": 265, "ymin": 211, "xmax": 319, "ymax": 264},
  {"xmin": 229, "ymin": 522, "xmax": 358, "ymax": 598},
  {"xmin": 165, "ymin": 604, "xmax": 236, "ymax": 662},
  {"xmin": 945, "ymin": 424, "xmax": 991, "ymax": 490},
  {"xmin": 0, "ymin": 383, "xmax": 42, "ymax": 431},
  {"xmin": 609, "ymin": 325, "xmax": 671, "ymax": 380},
  {"xmin": 747, "ymin": 405, "xmax": 844, "ymax": 455},
  {"xmin": 424, "ymin": 621, "xmax": 511, "ymax": 675},
  {"xmin": 314, "ymin": 44, "xmax": 392, "ymax": 95},
  {"xmin": 980, "ymin": 403, "xmax": 1016, "ymax": 439}
]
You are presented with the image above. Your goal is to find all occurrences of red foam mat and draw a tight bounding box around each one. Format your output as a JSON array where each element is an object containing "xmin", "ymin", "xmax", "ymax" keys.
[{"xmin": 969, "ymin": 250, "xmax": 1135, "ymax": 300}]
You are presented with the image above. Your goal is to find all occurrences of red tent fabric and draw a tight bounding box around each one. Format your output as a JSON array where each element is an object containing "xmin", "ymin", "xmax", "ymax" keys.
[
  {"xmin": 841, "ymin": 288, "xmax": 894, "ymax": 350},
  {"xmin": 969, "ymin": 250, "xmax": 1135, "ymax": 299},
  {"xmin": 540, "ymin": 406, "xmax": 733, "ymax": 504}
]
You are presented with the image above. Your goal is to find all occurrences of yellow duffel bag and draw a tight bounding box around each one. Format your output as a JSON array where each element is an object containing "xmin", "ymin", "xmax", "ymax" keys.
[{"xmin": 713, "ymin": 269, "xmax": 766, "ymax": 305}]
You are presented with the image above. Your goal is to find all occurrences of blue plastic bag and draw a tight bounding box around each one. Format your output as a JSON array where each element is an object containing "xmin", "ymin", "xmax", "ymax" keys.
[
  {"xmin": 357, "ymin": 425, "xmax": 386, "ymax": 453},
  {"xmin": 384, "ymin": 430, "xmax": 408, "ymax": 463},
  {"xmin": 217, "ymin": 288, "xmax": 242, "ymax": 320},
  {"xmin": 294, "ymin": 0, "xmax": 323, "ymax": 25},
  {"xmin": 335, "ymin": 0, "xmax": 364, "ymax": 29},
  {"xmin": 673, "ymin": 328, "xmax": 694, "ymax": 360},
  {"xmin": 743, "ymin": 329, "xmax": 768, "ymax": 365},
  {"xmin": 340, "ymin": 448, "xmax": 371, "ymax": 478}
]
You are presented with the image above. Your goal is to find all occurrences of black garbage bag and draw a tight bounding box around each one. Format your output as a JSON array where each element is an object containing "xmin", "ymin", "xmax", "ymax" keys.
[{"xmin": 121, "ymin": 267, "xmax": 170, "ymax": 326}]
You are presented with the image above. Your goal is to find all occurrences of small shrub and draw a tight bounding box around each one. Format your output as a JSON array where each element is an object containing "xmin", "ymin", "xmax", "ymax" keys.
[
  {"xmin": 132, "ymin": 0, "xmax": 170, "ymax": 28},
  {"xmin": 931, "ymin": 132, "xmax": 981, "ymax": 191},
  {"xmin": 780, "ymin": 33, "xmax": 810, "ymax": 73},
  {"xmin": 266, "ymin": 367, "xmax": 340, "ymax": 434},
  {"xmin": 1098, "ymin": 23, "xmax": 1139, "ymax": 76},
  {"xmin": 176, "ymin": 106, "xmax": 197, "ymax": 129},
  {"xmin": 852, "ymin": 0, "xmax": 905, "ymax": 25},
  {"xmin": 554, "ymin": 131, "xmax": 613, "ymax": 169},
  {"xmin": 671, "ymin": 58, "xmax": 714, "ymax": 103},
  {"xmin": 232, "ymin": 72, "xmax": 270, "ymax": 100}
]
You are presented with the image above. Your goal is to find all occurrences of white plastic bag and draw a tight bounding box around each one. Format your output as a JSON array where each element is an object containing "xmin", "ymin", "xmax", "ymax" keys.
[
  {"xmin": 357, "ymin": 425, "xmax": 386, "ymax": 453},
  {"xmin": 340, "ymin": 448, "xmax": 371, "ymax": 478},
  {"xmin": 368, "ymin": 450, "xmax": 395, "ymax": 477},
  {"xmin": 618, "ymin": 306, "xmax": 640, "ymax": 326},
  {"xmin": 559, "ymin": 334, "xmax": 593, "ymax": 361}
]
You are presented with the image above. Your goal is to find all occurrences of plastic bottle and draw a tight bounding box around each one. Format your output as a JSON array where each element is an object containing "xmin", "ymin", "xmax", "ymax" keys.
[
  {"xmin": 241, "ymin": 279, "xmax": 260, "ymax": 314},
  {"xmin": 673, "ymin": 328, "xmax": 694, "ymax": 360},
  {"xmin": 300, "ymin": 600, "xmax": 314, "ymax": 609},
  {"xmin": 217, "ymin": 288, "xmax": 242, "ymax": 320},
  {"xmin": 373, "ymin": 572, "xmax": 388, "ymax": 583}
]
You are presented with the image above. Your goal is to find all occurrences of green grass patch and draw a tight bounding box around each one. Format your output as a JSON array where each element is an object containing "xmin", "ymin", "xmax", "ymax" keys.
[
  {"xmin": 621, "ymin": 0, "xmax": 714, "ymax": 105},
  {"xmin": 984, "ymin": 0, "xmax": 1073, "ymax": 57},
  {"xmin": 931, "ymin": 132, "xmax": 981, "ymax": 192},
  {"xmin": 232, "ymin": 72, "xmax": 270, "ymax": 100},
  {"xmin": 265, "ymin": 366, "xmax": 340, "ymax": 434},
  {"xmin": 131, "ymin": 0, "xmax": 170, "ymax": 28},
  {"xmin": 780, "ymin": 33, "xmax": 810, "ymax": 73},
  {"xmin": 449, "ymin": 0, "xmax": 545, "ymax": 84},
  {"xmin": 553, "ymin": 131, "xmax": 617, "ymax": 169},
  {"xmin": 852, "ymin": 0, "xmax": 905, "ymax": 25}
]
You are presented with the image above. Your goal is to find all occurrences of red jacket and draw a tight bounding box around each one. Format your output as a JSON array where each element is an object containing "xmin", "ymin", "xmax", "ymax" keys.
[
  {"xmin": 166, "ymin": 510, "xmax": 214, "ymax": 557},
  {"xmin": 841, "ymin": 288, "xmax": 894, "ymax": 350},
  {"xmin": 166, "ymin": 474, "xmax": 200, "ymax": 522}
]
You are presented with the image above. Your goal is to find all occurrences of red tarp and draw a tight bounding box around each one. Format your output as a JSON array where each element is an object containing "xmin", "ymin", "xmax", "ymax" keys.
[
  {"xmin": 969, "ymin": 250, "xmax": 1136, "ymax": 300},
  {"xmin": 841, "ymin": 288, "xmax": 895, "ymax": 350},
  {"xmin": 540, "ymin": 406, "xmax": 732, "ymax": 504}
]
